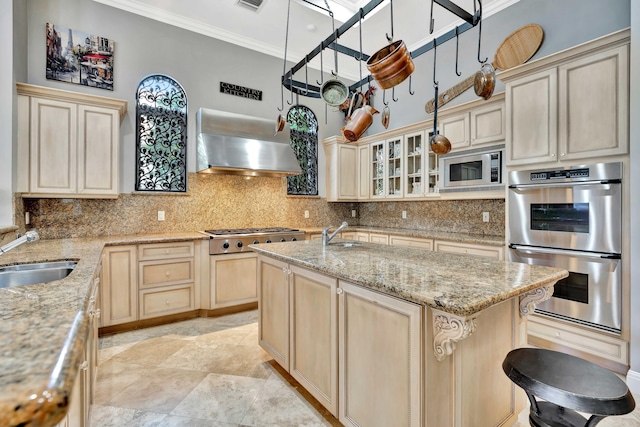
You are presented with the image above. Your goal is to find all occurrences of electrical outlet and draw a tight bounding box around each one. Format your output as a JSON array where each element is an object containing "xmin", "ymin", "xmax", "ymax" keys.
[
  {"xmin": 402, "ymin": 210, "xmax": 407, "ymax": 219},
  {"xmin": 482, "ymin": 212, "xmax": 490, "ymax": 223},
  {"xmin": 304, "ymin": 210, "xmax": 310, "ymax": 219},
  {"xmin": 25, "ymin": 212, "xmax": 30, "ymax": 225},
  {"xmin": 352, "ymin": 209, "xmax": 357, "ymax": 218},
  {"xmin": 158, "ymin": 210, "xmax": 165, "ymax": 221}
]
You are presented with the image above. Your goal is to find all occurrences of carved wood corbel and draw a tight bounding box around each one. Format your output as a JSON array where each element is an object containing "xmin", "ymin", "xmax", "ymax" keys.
[
  {"xmin": 432, "ymin": 309, "xmax": 477, "ymax": 362},
  {"xmin": 519, "ymin": 283, "xmax": 555, "ymax": 317}
]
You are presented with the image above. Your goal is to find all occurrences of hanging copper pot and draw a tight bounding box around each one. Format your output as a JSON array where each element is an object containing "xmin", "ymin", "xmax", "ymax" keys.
[{"xmin": 366, "ymin": 40, "xmax": 415, "ymax": 90}]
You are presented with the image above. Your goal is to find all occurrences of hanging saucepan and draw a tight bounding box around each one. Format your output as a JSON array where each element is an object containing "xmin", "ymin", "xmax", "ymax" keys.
[
  {"xmin": 473, "ymin": 62, "xmax": 495, "ymax": 100},
  {"xmin": 366, "ymin": 40, "xmax": 415, "ymax": 90},
  {"xmin": 320, "ymin": 78, "xmax": 349, "ymax": 107}
]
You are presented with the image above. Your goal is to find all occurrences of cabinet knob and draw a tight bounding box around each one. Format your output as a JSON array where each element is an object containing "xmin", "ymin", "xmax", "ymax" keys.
[
  {"xmin": 166, "ymin": 271, "xmax": 170, "ymax": 276},
  {"xmin": 560, "ymin": 152, "xmax": 566, "ymax": 157},
  {"xmin": 337, "ymin": 288, "xmax": 344, "ymax": 295},
  {"xmin": 166, "ymin": 300, "xmax": 170, "ymax": 305},
  {"xmin": 81, "ymin": 361, "xmax": 88, "ymax": 371},
  {"xmin": 166, "ymin": 249, "xmax": 170, "ymax": 254},
  {"xmin": 551, "ymin": 153, "xmax": 556, "ymax": 158},
  {"xmin": 555, "ymin": 331, "xmax": 561, "ymax": 337}
]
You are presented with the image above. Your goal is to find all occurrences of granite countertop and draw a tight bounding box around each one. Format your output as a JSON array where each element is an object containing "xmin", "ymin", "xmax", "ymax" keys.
[
  {"xmin": 301, "ymin": 225, "xmax": 505, "ymax": 246},
  {"xmin": 250, "ymin": 239, "xmax": 567, "ymax": 317},
  {"xmin": 0, "ymin": 232, "xmax": 206, "ymax": 427}
]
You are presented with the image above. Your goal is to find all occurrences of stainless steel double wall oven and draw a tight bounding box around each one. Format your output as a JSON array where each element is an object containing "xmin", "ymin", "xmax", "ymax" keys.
[{"xmin": 508, "ymin": 162, "xmax": 622, "ymax": 334}]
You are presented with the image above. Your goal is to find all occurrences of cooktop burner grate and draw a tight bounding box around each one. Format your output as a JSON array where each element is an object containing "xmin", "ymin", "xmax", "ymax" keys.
[{"xmin": 204, "ymin": 227, "xmax": 301, "ymax": 235}]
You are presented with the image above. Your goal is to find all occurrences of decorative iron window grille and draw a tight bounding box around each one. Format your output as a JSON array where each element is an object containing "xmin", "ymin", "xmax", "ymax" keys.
[
  {"xmin": 286, "ymin": 105, "xmax": 318, "ymax": 196},
  {"xmin": 135, "ymin": 74, "xmax": 188, "ymax": 192}
]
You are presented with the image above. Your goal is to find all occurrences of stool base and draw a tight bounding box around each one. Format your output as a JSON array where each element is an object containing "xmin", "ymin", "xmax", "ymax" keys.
[{"xmin": 529, "ymin": 401, "xmax": 606, "ymax": 427}]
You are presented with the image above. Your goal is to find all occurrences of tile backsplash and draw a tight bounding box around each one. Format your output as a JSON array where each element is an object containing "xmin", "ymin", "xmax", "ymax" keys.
[{"xmin": 17, "ymin": 173, "xmax": 504, "ymax": 239}]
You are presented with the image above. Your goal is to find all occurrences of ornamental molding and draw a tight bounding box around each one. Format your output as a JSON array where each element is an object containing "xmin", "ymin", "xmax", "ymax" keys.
[
  {"xmin": 519, "ymin": 284, "xmax": 555, "ymax": 317},
  {"xmin": 432, "ymin": 309, "xmax": 477, "ymax": 362}
]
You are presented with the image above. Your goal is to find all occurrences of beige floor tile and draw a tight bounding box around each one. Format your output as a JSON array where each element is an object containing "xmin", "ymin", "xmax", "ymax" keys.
[
  {"xmin": 154, "ymin": 414, "xmax": 240, "ymax": 427},
  {"xmin": 106, "ymin": 366, "xmax": 209, "ymax": 413},
  {"xmin": 107, "ymin": 336, "xmax": 190, "ymax": 366},
  {"xmin": 94, "ymin": 360, "xmax": 156, "ymax": 405},
  {"xmin": 170, "ymin": 372, "xmax": 267, "ymax": 423},
  {"xmin": 159, "ymin": 340, "xmax": 273, "ymax": 379},
  {"xmin": 90, "ymin": 404, "xmax": 166, "ymax": 426}
]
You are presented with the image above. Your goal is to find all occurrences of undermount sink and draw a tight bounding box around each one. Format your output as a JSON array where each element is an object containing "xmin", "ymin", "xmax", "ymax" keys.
[
  {"xmin": 334, "ymin": 242, "xmax": 362, "ymax": 247},
  {"xmin": 0, "ymin": 261, "xmax": 77, "ymax": 289}
]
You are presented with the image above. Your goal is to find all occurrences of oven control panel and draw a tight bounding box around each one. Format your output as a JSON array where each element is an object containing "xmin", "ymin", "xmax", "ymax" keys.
[{"xmin": 530, "ymin": 167, "xmax": 589, "ymax": 181}]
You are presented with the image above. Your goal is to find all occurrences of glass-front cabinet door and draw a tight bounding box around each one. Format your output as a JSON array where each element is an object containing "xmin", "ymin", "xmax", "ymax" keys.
[
  {"xmin": 426, "ymin": 129, "xmax": 439, "ymax": 194},
  {"xmin": 386, "ymin": 136, "xmax": 403, "ymax": 198},
  {"xmin": 370, "ymin": 141, "xmax": 385, "ymax": 199},
  {"xmin": 404, "ymin": 131, "xmax": 424, "ymax": 197}
]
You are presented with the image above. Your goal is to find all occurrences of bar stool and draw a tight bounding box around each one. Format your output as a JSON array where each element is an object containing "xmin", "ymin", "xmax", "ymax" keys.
[{"xmin": 502, "ymin": 348, "xmax": 635, "ymax": 427}]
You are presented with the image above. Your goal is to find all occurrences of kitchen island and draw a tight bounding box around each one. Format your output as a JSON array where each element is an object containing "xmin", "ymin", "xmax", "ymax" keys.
[{"xmin": 251, "ymin": 239, "xmax": 568, "ymax": 427}]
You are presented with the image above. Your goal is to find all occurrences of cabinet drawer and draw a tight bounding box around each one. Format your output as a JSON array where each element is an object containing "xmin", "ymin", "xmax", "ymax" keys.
[
  {"xmin": 369, "ymin": 233, "xmax": 389, "ymax": 245},
  {"xmin": 389, "ymin": 236, "xmax": 433, "ymax": 250},
  {"xmin": 138, "ymin": 241, "xmax": 194, "ymax": 260},
  {"xmin": 527, "ymin": 314, "xmax": 628, "ymax": 366},
  {"xmin": 139, "ymin": 258, "xmax": 194, "ymax": 288},
  {"xmin": 139, "ymin": 284, "xmax": 195, "ymax": 319},
  {"xmin": 434, "ymin": 240, "xmax": 504, "ymax": 260}
]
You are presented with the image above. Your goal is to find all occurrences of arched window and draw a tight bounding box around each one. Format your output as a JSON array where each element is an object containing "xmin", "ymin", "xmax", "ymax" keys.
[
  {"xmin": 287, "ymin": 105, "xmax": 318, "ymax": 196},
  {"xmin": 135, "ymin": 74, "xmax": 187, "ymax": 192}
]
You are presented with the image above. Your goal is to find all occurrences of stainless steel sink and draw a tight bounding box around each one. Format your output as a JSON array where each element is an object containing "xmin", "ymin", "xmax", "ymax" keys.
[
  {"xmin": 0, "ymin": 261, "xmax": 77, "ymax": 288},
  {"xmin": 334, "ymin": 242, "xmax": 362, "ymax": 247}
]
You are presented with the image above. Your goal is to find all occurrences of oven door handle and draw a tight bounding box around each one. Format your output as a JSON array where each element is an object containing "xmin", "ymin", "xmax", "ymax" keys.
[
  {"xmin": 508, "ymin": 244, "xmax": 621, "ymax": 260},
  {"xmin": 508, "ymin": 179, "xmax": 621, "ymax": 190}
]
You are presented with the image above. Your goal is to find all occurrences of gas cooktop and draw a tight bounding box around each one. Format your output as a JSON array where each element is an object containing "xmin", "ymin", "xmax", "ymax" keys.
[{"xmin": 202, "ymin": 227, "xmax": 306, "ymax": 254}]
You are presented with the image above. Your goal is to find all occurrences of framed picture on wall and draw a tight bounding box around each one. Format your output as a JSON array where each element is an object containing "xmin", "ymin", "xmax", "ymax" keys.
[{"xmin": 45, "ymin": 23, "xmax": 115, "ymax": 91}]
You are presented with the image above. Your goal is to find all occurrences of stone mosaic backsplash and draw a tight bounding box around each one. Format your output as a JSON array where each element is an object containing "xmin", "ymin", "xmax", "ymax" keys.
[{"xmin": 16, "ymin": 173, "xmax": 504, "ymax": 239}]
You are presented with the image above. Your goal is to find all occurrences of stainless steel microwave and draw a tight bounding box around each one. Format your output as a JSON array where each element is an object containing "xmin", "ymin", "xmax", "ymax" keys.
[{"xmin": 439, "ymin": 146, "xmax": 504, "ymax": 190}]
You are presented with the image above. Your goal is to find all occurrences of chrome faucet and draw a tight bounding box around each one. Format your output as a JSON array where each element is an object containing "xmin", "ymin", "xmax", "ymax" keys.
[
  {"xmin": 321, "ymin": 222, "xmax": 349, "ymax": 246},
  {"xmin": 0, "ymin": 231, "xmax": 40, "ymax": 255}
]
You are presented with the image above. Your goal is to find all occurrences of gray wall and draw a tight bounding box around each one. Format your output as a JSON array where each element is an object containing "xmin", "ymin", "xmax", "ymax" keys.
[
  {"xmin": 22, "ymin": 0, "xmax": 347, "ymax": 196},
  {"xmin": 1, "ymin": 0, "xmax": 14, "ymax": 226}
]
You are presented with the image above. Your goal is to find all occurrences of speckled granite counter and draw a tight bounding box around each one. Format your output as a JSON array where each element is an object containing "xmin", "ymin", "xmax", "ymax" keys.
[
  {"xmin": 250, "ymin": 239, "xmax": 566, "ymax": 317},
  {"xmin": 0, "ymin": 232, "xmax": 206, "ymax": 427},
  {"xmin": 301, "ymin": 225, "xmax": 505, "ymax": 247}
]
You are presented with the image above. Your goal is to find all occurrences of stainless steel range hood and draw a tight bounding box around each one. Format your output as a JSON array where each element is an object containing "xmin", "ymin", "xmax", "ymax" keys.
[{"xmin": 196, "ymin": 108, "xmax": 301, "ymax": 177}]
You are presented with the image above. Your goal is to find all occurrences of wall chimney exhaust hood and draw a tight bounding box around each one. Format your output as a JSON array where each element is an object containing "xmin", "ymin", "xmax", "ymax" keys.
[{"xmin": 196, "ymin": 108, "xmax": 302, "ymax": 177}]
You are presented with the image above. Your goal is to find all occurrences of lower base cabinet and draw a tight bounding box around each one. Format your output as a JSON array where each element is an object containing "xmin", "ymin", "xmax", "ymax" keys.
[
  {"xmin": 210, "ymin": 252, "xmax": 257, "ymax": 309},
  {"xmin": 339, "ymin": 280, "xmax": 422, "ymax": 427}
]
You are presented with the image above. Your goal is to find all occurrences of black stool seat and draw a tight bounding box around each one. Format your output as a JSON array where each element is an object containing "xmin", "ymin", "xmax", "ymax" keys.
[{"xmin": 503, "ymin": 348, "xmax": 635, "ymax": 427}]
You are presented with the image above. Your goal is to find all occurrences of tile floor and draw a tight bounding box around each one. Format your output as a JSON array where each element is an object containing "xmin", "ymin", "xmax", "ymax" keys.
[{"xmin": 93, "ymin": 310, "xmax": 640, "ymax": 427}]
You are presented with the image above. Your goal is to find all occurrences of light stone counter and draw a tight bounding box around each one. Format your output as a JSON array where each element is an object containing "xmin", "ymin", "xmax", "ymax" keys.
[
  {"xmin": 0, "ymin": 233, "xmax": 206, "ymax": 427},
  {"xmin": 251, "ymin": 239, "xmax": 566, "ymax": 317},
  {"xmin": 301, "ymin": 225, "xmax": 505, "ymax": 246}
]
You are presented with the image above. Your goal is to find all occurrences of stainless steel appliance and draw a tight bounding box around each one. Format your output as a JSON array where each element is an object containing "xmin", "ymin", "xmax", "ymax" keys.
[
  {"xmin": 202, "ymin": 227, "xmax": 305, "ymax": 255},
  {"xmin": 508, "ymin": 162, "xmax": 622, "ymax": 334},
  {"xmin": 439, "ymin": 145, "xmax": 504, "ymax": 190}
]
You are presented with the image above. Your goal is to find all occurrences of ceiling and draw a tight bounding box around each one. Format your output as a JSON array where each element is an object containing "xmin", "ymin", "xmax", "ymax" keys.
[{"xmin": 92, "ymin": 0, "xmax": 519, "ymax": 81}]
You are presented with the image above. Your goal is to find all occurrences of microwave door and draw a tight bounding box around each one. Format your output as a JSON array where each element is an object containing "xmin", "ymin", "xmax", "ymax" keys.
[
  {"xmin": 445, "ymin": 153, "xmax": 489, "ymax": 187},
  {"xmin": 509, "ymin": 245, "xmax": 622, "ymax": 333}
]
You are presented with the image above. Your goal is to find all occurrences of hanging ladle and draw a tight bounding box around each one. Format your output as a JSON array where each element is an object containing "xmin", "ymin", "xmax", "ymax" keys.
[{"xmin": 429, "ymin": 39, "xmax": 452, "ymax": 155}]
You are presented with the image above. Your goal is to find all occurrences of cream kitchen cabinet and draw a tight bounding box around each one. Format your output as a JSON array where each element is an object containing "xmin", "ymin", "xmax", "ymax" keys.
[
  {"xmin": 389, "ymin": 235, "xmax": 434, "ymax": 250},
  {"xmin": 258, "ymin": 255, "xmax": 339, "ymax": 416},
  {"xmin": 56, "ymin": 271, "xmax": 100, "ymax": 427},
  {"xmin": 210, "ymin": 252, "xmax": 257, "ymax": 309},
  {"xmin": 434, "ymin": 240, "xmax": 505, "ymax": 260},
  {"xmin": 16, "ymin": 83, "xmax": 127, "ymax": 198},
  {"xmin": 357, "ymin": 144, "xmax": 370, "ymax": 200},
  {"xmin": 324, "ymin": 137, "xmax": 358, "ymax": 202},
  {"xmin": 100, "ymin": 245, "xmax": 137, "ymax": 327},
  {"xmin": 438, "ymin": 94, "xmax": 506, "ymax": 152},
  {"xmin": 370, "ymin": 136, "xmax": 404, "ymax": 199},
  {"xmin": 138, "ymin": 242, "xmax": 195, "ymax": 320},
  {"xmin": 338, "ymin": 280, "xmax": 422, "ymax": 427},
  {"xmin": 502, "ymin": 32, "xmax": 629, "ymax": 166}
]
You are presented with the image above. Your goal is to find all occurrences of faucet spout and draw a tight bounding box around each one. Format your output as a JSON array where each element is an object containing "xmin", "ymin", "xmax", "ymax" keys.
[
  {"xmin": 0, "ymin": 230, "xmax": 39, "ymax": 255},
  {"xmin": 322, "ymin": 222, "xmax": 349, "ymax": 246}
]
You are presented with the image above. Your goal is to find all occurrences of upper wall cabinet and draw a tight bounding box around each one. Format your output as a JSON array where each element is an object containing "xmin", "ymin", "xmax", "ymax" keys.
[
  {"xmin": 17, "ymin": 83, "xmax": 127, "ymax": 198},
  {"xmin": 438, "ymin": 93, "xmax": 506, "ymax": 152},
  {"xmin": 501, "ymin": 30, "xmax": 629, "ymax": 167}
]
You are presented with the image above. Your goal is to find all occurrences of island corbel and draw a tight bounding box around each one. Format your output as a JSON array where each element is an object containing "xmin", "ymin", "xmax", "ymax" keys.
[
  {"xmin": 432, "ymin": 308, "xmax": 478, "ymax": 361},
  {"xmin": 519, "ymin": 282, "xmax": 556, "ymax": 316}
]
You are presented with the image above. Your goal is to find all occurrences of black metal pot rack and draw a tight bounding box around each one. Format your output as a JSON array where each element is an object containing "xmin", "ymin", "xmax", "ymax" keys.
[{"xmin": 282, "ymin": 0, "xmax": 483, "ymax": 99}]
